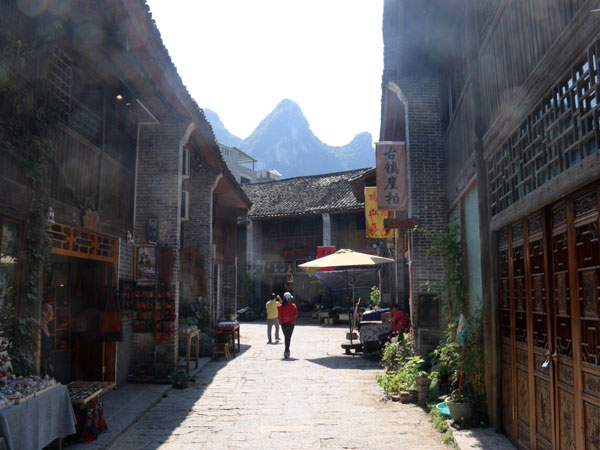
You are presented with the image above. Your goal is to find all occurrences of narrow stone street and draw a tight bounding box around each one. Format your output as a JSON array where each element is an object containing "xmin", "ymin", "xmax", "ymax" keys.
[{"xmin": 109, "ymin": 322, "xmax": 446, "ymax": 449}]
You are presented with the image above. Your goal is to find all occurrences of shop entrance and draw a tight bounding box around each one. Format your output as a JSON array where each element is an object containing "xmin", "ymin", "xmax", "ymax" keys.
[
  {"xmin": 43, "ymin": 222, "xmax": 119, "ymax": 384},
  {"xmin": 498, "ymin": 183, "xmax": 600, "ymax": 449},
  {"xmin": 43, "ymin": 257, "xmax": 116, "ymax": 384}
]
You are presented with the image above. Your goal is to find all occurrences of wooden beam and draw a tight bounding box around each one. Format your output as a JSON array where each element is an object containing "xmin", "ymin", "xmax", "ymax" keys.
[{"xmin": 383, "ymin": 218, "xmax": 419, "ymax": 229}]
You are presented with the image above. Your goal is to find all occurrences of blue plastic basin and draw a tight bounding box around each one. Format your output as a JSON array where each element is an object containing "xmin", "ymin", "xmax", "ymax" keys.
[{"xmin": 437, "ymin": 402, "xmax": 451, "ymax": 418}]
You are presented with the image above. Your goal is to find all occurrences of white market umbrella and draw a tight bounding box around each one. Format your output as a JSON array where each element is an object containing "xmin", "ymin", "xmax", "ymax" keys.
[
  {"xmin": 298, "ymin": 249, "xmax": 394, "ymax": 275},
  {"xmin": 298, "ymin": 249, "xmax": 394, "ymax": 339}
]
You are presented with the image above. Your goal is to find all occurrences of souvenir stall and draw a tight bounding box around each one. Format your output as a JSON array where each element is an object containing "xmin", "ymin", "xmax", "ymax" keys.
[
  {"xmin": 0, "ymin": 351, "xmax": 76, "ymax": 450},
  {"xmin": 42, "ymin": 222, "xmax": 121, "ymax": 442}
]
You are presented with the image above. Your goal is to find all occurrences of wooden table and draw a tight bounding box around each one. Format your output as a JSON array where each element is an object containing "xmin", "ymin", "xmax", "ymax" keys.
[
  {"xmin": 215, "ymin": 322, "xmax": 240, "ymax": 355},
  {"xmin": 179, "ymin": 330, "xmax": 200, "ymax": 372},
  {"xmin": 67, "ymin": 381, "xmax": 115, "ymax": 406}
]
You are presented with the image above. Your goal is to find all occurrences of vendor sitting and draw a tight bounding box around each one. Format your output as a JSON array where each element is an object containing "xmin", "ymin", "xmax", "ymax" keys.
[{"xmin": 378, "ymin": 303, "xmax": 408, "ymax": 351}]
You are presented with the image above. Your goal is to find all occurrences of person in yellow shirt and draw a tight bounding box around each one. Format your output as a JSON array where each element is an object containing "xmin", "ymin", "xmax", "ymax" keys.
[{"xmin": 265, "ymin": 293, "xmax": 281, "ymax": 344}]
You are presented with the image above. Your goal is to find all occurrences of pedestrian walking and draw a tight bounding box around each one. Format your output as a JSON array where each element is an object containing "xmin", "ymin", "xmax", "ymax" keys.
[
  {"xmin": 278, "ymin": 291, "xmax": 298, "ymax": 358},
  {"xmin": 265, "ymin": 293, "xmax": 281, "ymax": 344}
]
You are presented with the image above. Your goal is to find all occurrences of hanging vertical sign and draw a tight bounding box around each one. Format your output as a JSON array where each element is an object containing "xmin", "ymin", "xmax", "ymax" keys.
[
  {"xmin": 364, "ymin": 187, "xmax": 393, "ymax": 239},
  {"xmin": 376, "ymin": 141, "xmax": 408, "ymax": 211}
]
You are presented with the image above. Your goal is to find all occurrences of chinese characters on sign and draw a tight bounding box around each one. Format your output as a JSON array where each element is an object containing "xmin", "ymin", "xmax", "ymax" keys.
[
  {"xmin": 375, "ymin": 142, "xmax": 408, "ymax": 211},
  {"xmin": 364, "ymin": 187, "xmax": 393, "ymax": 239},
  {"xmin": 83, "ymin": 209, "xmax": 99, "ymax": 230},
  {"xmin": 316, "ymin": 246, "xmax": 336, "ymax": 271}
]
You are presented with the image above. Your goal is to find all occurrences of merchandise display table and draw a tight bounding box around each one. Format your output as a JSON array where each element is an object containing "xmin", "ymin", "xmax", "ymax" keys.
[
  {"xmin": 179, "ymin": 330, "xmax": 200, "ymax": 372},
  {"xmin": 67, "ymin": 381, "xmax": 115, "ymax": 406},
  {"xmin": 67, "ymin": 381, "xmax": 115, "ymax": 442},
  {"xmin": 0, "ymin": 384, "xmax": 76, "ymax": 450},
  {"xmin": 215, "ymin": 322, "xmax": 240, "ymax": 355}
]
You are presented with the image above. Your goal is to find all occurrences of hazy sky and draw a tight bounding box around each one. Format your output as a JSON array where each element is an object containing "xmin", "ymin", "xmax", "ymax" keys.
[{"xmin": 146, "ymin": 0, "xmax": 384, "ymax": 146}]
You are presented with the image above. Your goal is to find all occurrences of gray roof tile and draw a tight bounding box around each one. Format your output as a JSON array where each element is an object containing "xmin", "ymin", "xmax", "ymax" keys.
[{"xmin": 243, "ymin": 168, "xmax": 372, "ymax": 218}]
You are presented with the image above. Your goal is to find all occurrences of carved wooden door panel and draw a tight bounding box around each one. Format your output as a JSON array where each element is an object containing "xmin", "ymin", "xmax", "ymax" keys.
[
  {"xmin": 499, "ymin": 183, "xmax": 600, "ymax": 449},
  {"xmin": 526, "ymin": 213, "xmax": 554, "ymax": 450},
  {"xmin": 572, "ymin": 187, "xmax": 600, "ymax": 450},
  {"xmin": 511, "ymin": 222, "xmax": 532, "ymax": 449},
  {"xmin": 498, "ymin": 230, "xmax": 514, "ymax": 440},
  {"xmin": 498, "ymin": 222, "xmax": 533, "ymax": 448},
  {"xmin": 550, "ymin": 202, "xmax": 577, "ymax": 450}
]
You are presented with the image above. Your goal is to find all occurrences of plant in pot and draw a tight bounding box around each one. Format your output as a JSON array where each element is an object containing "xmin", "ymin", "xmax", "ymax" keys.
[
  {"xmin": 415, "ymin": 370, "xmax": 431, "ymax": 387},
  {"xmin": 445, "ymin": 315, "xmax": 485, "ymax": 425}
]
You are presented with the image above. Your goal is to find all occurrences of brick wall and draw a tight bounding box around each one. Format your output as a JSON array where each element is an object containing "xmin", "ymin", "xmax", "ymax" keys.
[
  {"xmin": 182, "ymin": 164, "xmax": 221, "ymax": 324},
  {"xmin": 116, "ymin": 240, "xmax": 134, "ymax": 386},
  {"xmin": 133, "ymin": 120, "xmax": 185, "ymax": 377},
  {"xmin": 395, "ymin": 77, "xmax": 448, "ymax": 355},
  {"xmin": 247, "ymin": 220, "xmax": 263, "ymax": 302}
]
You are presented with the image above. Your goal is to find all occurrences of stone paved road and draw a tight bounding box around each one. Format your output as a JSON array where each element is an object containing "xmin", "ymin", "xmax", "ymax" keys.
[{"xmin": 109, "ymin": 322, "xmax": 446, "ymax": 449}]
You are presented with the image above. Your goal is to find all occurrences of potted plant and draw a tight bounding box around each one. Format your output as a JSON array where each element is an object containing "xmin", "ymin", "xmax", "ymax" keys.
[
  {"xmin": 444, "ymin": 316, "xmax": 485, "ymax": 425},
  {"xmin": 414, "ymin": 371, "xmax": 431, "ymax": 387},
  {"xmin": 172, "ymin": 371, "xmax": 190, "ymax": 389}
]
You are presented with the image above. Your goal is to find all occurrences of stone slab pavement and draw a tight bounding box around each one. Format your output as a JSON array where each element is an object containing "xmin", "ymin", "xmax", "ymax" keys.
[{"xmin": 108, "ymin": 322, "xmax": 447, "ymax": 450}]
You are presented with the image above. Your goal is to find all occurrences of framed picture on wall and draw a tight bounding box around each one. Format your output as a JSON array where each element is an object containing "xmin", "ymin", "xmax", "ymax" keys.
[{"xmin": 135, "ymin": 245, "xmax": 157, "ymax": 284}]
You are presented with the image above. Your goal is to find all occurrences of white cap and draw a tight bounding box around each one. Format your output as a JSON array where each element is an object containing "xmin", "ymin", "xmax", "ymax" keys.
[{"xmin": 283, "ymin": 292, "xmax": 293, "ymax": 300}]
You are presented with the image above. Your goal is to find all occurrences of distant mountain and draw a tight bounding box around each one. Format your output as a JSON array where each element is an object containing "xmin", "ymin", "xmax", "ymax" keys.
[
  {"xmin": 203, "ymin": 109, "xmax": 243, "ymax": 148},
  {"xmin": 205, "ymin": 99, "xmax": 374, "ymax": 178}
]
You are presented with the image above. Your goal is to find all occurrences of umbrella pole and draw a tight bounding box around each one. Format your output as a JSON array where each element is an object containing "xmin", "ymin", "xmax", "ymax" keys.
[{"xmin": 347, "ymin": 269, "xmax": 354, "ymax": 343}]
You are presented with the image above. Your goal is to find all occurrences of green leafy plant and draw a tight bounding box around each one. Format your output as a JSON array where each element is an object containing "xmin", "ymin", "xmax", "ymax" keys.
[
  {"xmin": 369, "ymin": 286, "xmax": 381, "ymax": 309},
  {"xmin": 429, "ymin": 406, "xmax": 456, "ymax": 446},
  {"xmin": 0, "ymin": 22, "xmax": 66, "ymax": 375},
  {"xmin": 380, "ymin": 332, "xmax": 415, "ymax": 372},
  {"xmin": 420, "ymin": 222, "xmax": 463, "ymax": 320},
  {"xmin": 377, "ymin": 355, "xmax": 423, "ymax": 395},
  {"xmin": 377, "ymin": 332, "xmax": 424, "ymax": 396},
  {"xmin": 430, "ymin": 322, "xmax": 461, "ymax": 393},
  {"xmin": 196, "ymin": 332, "xmax": 213, "ymax": 357},
  {"xmin": 172, "ymin": 371, "xmax": 190, "ymax": 389}
]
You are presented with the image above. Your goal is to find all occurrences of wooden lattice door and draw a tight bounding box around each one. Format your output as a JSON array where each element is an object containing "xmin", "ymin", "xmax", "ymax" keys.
[
  {"xmin": 550, "ymin": 201, "xmax": 576, "ymax": 450},
  {"xmin": 571, "ymin": 187, "xmax": 600, "ymax": 449},
  {"xmin": 499, "ymin": 182, "xmax": 600, "ymax": 449}
]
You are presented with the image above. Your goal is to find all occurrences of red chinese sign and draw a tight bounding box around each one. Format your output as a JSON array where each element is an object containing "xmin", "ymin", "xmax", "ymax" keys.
[
  {"xmin": 83, "ymin": 209, "xmax": 99, "ymax": 231},
  {"xmin": 317, "ymin": 246, "xmax": 336, "ymax": 271},
  {"xmin": 376, "ymin": 141, "xmax": 408, "ymax": 211}
]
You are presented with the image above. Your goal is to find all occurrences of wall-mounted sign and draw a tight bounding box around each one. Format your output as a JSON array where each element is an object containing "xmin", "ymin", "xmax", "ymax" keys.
[
  {"xmin": 146, "ymin": 217, "xmax": 159, "ymax": 243},
  {"xmin": 364, "ymin": 187, "xmax": 393, "ymax": 239},
  {"xmin": 375, "ymin": 141, "xmax": 408, "ymax": 211},
  {"xmin": 82, "ymin": 209, "xmax": 99, "ymax": 230},
  {"xmin": 317, "ymin": 246, "xmax": 336, "ymax": 271}
]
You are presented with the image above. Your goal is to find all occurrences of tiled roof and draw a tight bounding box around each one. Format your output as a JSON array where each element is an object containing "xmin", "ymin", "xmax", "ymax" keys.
[{"xmin": 243, "ymin": 168, "xmax": 372, "ymax": 218}]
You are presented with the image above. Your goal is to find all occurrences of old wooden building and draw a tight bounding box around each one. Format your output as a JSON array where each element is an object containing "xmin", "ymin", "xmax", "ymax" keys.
[
  {"xmin": 0, "ymin": 0, "xmax": 248, "ymax": 384},
  {"xmin": 240, "ymin": 169, "xmax": 395, "ymax": 309},
  {"xmin": 382, "ymin": 0, "xmax": 600, "ymax": 448}
]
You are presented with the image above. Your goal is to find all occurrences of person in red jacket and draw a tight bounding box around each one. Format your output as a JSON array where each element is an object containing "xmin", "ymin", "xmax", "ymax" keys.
[{"xmin": 278, "ymin": 292, "xmax": 298, "ymax": 358}]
